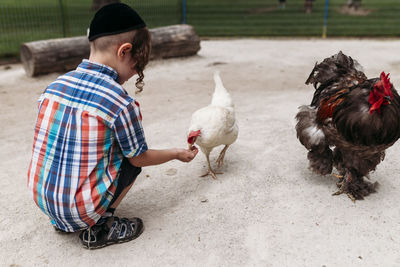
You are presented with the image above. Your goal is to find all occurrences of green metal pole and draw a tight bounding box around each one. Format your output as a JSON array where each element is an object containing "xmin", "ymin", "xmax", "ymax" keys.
[
  {"xmin": 322, "ymin": 0, "xmax": 330, "ymax": 38},
  {"xmin": 182, "ymin": 0, "xmax": 187, "ymax": 24}
]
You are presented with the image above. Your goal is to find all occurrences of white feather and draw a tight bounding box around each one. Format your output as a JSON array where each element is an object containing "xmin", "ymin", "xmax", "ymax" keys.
[
  {"xmin": 188, "ymin": 72, "xmax": 238, "ymax": 154},
  {"xmin": 304, "ymin": 126, "xmax": 325, "ymax": 146},
  {"xmin": 211, "ymin": 71, "xmax": 234, "ymax": 108}
]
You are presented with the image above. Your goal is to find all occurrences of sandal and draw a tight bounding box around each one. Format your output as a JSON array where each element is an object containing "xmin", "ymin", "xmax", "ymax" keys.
[{"xmin": 79, "ymin": 216, "xmax": 144, "ymax": 249}]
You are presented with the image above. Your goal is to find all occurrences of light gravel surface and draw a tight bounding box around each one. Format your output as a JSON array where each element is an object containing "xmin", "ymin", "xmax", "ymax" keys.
[{"xmin": 1, "ymin": 38, "xmax": 400, "ymax": 267}]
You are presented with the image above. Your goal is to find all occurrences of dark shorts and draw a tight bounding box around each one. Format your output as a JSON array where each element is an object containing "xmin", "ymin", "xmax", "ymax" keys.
[{"xmin": 108, "ymin": 158, "xmax": 142, "ymax": 207}]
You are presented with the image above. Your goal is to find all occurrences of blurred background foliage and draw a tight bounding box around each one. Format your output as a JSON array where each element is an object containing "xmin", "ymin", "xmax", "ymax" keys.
[{"xmin": 0, "ymin": 0, "xmax": 399, "ymax": 58}]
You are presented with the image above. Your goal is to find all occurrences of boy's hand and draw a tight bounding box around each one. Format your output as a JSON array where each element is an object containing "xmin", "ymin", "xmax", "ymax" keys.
[{"xmin": 176, "ymin": 146, "xmax": 199, "ymax": 162}]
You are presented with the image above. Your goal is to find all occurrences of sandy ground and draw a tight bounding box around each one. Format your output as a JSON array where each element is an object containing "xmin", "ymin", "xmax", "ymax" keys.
[{"xmin": 1, "ymin": 38, "xmax": 400, "ymax": 266}]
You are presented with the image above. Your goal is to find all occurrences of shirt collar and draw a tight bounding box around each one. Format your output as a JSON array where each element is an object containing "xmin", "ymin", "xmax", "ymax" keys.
[{"xmin": 77, "ymin": 59, "xmax": 119, "ymax": 83}]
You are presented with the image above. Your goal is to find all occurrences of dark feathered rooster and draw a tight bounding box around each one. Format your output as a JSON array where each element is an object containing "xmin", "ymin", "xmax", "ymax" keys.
[{"xmin": 296, "ymin": 51, "xmax": 400, "ymax": 201}]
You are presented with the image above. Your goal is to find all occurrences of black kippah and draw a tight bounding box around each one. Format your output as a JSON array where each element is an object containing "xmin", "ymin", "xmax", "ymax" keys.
[{"xmin": 88, "ymin": 3, "xmax": 146, "ymax": 41}]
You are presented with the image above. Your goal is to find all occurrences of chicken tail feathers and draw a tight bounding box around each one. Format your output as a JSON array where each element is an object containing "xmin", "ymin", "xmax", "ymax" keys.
[
  {"xmin": 306, "ymin": 51, "xmax": 364, "ymax": 87},
  {"xmin": 214, "ymin": 71, "xmax": 223, "ymax": 89},
  {"xmin": 296, "ymin": 105, "xmax": 327, "ymax": 149},
  {"xmin": 306, "ymin": 51, "xmax": 367, "ymax": 107},
  {"xmin": 296, "ymin": 105, "xmax": 333, "ymax": 175},
  {"xmin": 211, "ymin": 71, "xmax": 233, "ymax": 108}
]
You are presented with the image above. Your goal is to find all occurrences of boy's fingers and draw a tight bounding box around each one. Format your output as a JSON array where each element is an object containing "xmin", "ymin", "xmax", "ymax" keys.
[
  {"xmin": 191, "ymin": 148, "xmax": 198, "ymax": 157},
  {"xmin": 185, "ymin": 151, "xmax": 197, "ymax": 162},
  {"xmin": 179, "ymin": 146, "xmax": 198, "ymax": 162}
]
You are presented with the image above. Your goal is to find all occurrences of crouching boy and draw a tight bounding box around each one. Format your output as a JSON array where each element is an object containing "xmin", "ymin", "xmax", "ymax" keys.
[{"xmin": 27, "ymin": 3, "xmax": 198, "ymax": 249}]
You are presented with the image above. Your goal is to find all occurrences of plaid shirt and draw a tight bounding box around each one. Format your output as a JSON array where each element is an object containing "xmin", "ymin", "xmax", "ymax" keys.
[{"xmin": 27, "ymin": 60, "xmax": 148, "ymax": 232}]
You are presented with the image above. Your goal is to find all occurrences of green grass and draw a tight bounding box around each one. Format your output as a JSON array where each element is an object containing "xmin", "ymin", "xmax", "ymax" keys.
[
  {"xmin": 186, "ymin": 0, "xmax": 400, "ymax": 37},
  {"xmin": 1, "ymin": 0, "xmax": 400, "ymax": 58},
  {"xmin": 0, "ymin": 0, "xmax": 180, "ymax": 57}
]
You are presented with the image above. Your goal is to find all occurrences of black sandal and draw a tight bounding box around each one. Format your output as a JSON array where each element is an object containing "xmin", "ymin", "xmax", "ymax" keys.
[{"xmin": 79, "ymin": 216, "xmax": 144, "ymax": 249}]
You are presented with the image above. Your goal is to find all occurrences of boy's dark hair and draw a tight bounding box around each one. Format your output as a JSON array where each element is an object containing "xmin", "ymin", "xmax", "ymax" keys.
[
  {"xmin": 131, "ymin": 27, "xmax": 151, "ymax": 93},
  {"xmin": 90, "ymin": 28, "xmax": 151, "ymax": 92}
]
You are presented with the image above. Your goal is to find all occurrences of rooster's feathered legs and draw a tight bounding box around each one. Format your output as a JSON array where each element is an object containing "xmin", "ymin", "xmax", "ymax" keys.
[
  {"xmin": 332, "ymin": 148, "xmax": 380, "ymax": 201},
  {"xmin": 201, "ymin": 153, "xmax": 222, "ymax": 179},
  {"xmin": 216, "ymin": 145, "xmax": 229, "ymax": 168},
  {"xmin": 332, "ymin": 173, "xmax": 356, "ymax": 202},
  {"xmin": 332, "ymin": 172, "xmax": 379, "ymax": 201}
]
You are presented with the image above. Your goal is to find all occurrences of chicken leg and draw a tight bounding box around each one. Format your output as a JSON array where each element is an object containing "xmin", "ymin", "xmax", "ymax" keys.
[
  {"xmin": 332, "ymin": 172, "xmax": 378, "ymax": 201},
  {"xmin": 332, "ymin": 175, "xmax": 356, "ymax": 202},
  {"xmin": 216, "ymin": 145, "xmax": 229, "ymax": 168},
  {"xmin": 201, "ymin": 153, "xmax": 222, "ymax": 179}
]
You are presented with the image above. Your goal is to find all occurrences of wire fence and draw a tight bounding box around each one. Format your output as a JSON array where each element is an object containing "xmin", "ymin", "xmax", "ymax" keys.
[{"xmin": 1, "ymin": 0, "xmax": 400, "ymax": 58}]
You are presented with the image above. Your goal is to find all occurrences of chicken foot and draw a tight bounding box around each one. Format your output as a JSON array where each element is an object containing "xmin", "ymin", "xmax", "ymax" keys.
[
  {"xmin": 201, "ymin": 154, "xmax": 222, "ymax": 179},
  {"xmin": 332, "ymin": 177, "xmax": 356, "ymax": 202},
  {"xmin": 332, "ymin": 173, "xmax": 378, "ymax": 201},
  {"xmin": 216, "ymin": 145, "xmax": 229, "ymax": 168}
]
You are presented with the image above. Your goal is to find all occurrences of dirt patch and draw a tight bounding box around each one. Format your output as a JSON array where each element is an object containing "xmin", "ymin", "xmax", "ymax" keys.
[{"xmin": 338, "ymin": 5, "xmax": 372, "ymax": 16}]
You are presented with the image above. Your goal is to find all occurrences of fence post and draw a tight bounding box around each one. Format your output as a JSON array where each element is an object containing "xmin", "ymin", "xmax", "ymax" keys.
[
  {"xmin": 181, "ymin": 0, "xmax": 187, "ymax": 24},
  {"xmin": 322, "ymin": 0, "xmax": 330, "ymax": 38}
]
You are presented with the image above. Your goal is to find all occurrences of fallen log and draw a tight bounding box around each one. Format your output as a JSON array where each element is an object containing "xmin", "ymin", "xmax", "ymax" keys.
[
  {"xmin": 20, "ymin": 24, "xmax": 201, "ymax": 77},
  {"xmin": 149, "ymin": 24, "xmax": 201, "ymax": 60},
  {"xmin": 20, "ymin": 37, "xmax": 90, "ymax": 77}
]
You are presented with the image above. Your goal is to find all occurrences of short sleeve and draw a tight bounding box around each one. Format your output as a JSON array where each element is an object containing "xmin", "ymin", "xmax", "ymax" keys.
[
  {"xmin": 113, "ymin": 101, "xmax": 148, "ymax": 158},
  {"xmin": 37, "ymin": 94, "xmax": 45, "ymax": 108}
]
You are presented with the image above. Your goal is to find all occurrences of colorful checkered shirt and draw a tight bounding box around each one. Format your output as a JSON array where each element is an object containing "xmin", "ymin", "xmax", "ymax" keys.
[{"xmin": 27, "ymin": 60, "xmax": 148, "ymax": 232}]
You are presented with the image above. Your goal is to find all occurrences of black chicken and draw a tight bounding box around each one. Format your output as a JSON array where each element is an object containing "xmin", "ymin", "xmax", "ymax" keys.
[{"xmin": 296, "ymin": 51, "xmax": 400, "ymax": 201}]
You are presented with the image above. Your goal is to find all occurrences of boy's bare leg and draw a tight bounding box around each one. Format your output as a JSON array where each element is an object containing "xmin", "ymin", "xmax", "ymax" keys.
[{"xmin": 109, "ymin": 181, "xmax": 135, "ymax": 209}]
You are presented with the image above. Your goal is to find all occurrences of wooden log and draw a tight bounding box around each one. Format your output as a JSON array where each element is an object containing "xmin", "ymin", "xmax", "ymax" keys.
[
  {"xmin": 20, "ymin": 24, "xmax": 201, "ymax": 77},
  {"xmin": 20, "ymin": 37, "xmax": 90, "ymax": 77},
  {"xmin": 149, "ymin": 24, "xmax": 200, "ymax": 60}
]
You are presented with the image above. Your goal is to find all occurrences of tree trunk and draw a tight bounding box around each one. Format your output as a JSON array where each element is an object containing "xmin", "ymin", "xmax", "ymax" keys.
[{"xmin": 20, "ymin": 24, "xmax": 201, "ymax": 77}]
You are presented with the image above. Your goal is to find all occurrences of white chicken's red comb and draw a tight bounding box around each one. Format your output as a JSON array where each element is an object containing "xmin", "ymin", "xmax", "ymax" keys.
[{"xmin": 187, "ymin": 130, "xmax": 201, "ymax": 144}]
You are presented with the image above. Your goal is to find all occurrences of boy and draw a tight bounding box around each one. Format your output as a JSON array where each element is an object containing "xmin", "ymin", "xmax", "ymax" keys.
[{"xmin": 27, "ymin": 3, "xmax": 198, "ymax": 249}]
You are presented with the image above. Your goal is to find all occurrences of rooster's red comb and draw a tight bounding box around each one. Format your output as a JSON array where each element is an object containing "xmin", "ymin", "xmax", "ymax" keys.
[
  {"xmin": 369, "ymin": 71, "xmax": 393, "ymax": 114},
  {"xmin": 379, "ymin": 71, "xmax": 391, "ymax": 91}
]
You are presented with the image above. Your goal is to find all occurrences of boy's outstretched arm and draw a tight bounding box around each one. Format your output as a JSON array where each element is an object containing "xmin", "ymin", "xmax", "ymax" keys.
[{"xmin": 128, "ymin": 147, "xmax": 199, "ymax": 167}]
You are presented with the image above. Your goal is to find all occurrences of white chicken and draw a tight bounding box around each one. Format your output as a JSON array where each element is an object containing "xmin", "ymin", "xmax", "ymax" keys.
[{"xmin": 187, "ymin": 71, "xmax": 239, "ymax": 179}]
